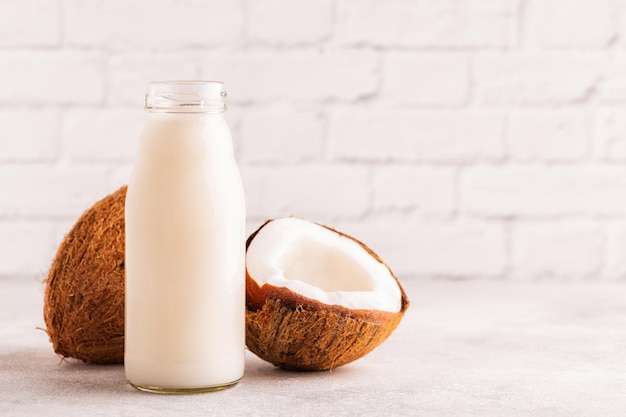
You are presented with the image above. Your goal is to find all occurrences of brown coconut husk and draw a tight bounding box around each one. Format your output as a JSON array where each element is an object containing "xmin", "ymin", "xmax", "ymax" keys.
[
  {"xmin": 43, "ymin": 186, "xmax": 127, "ymax": 364},
  {"xmin": 245, "ymin": 219, "xmax": 410, "ymax": 371}
]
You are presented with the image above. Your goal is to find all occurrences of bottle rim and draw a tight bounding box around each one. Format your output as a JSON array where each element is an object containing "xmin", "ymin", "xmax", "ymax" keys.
[{"xmin": 145, "ymin": 81, "xmax": 227, "ymax": 113}]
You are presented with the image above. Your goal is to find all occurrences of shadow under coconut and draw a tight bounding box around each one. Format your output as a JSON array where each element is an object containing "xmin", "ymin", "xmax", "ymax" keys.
[
  {"xmin": 0, "ymin": 350, "xmax": 131, "ymax": 399},
  {"xmin": 242, "ymin": 349, "xmax": 360, "ymax": 382}
]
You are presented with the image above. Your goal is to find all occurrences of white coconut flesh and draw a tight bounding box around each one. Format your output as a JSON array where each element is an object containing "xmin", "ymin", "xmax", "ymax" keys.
[{"xmin": 246, "ymin": 218, "xmax": 402, "ymax": 313}]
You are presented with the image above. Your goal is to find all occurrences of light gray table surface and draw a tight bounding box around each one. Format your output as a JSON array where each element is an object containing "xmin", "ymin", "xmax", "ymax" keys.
[{"xmin": 1, "ymin": 277, "xmax": 625, "ymax": 417}]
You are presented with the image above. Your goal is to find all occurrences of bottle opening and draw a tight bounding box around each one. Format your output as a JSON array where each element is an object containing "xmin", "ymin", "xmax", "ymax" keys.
[{"xmin": 145, "ymin": 81, "xmax": 227, "ymax": 113}]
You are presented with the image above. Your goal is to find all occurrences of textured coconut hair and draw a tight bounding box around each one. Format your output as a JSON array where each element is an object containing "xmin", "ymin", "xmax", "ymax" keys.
[
  {"xmin": 43, "ymin": 186, "xmax": 127, "ymax": 364},
  {"xmin": 246, "ymin": 297, "xmax": 408, "ymax": 371}
]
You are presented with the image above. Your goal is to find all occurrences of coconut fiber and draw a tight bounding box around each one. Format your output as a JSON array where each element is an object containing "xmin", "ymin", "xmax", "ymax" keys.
[
  {"xmin": 43, "ymin": 186, "xmax": 127, "ymax": 364},
  {"xmin": 245, "ymin": 297, "xmax": 408, "ymax": 371}
]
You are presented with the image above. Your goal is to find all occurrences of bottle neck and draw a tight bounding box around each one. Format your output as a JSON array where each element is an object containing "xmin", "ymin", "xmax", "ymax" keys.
[{"xmin": 144, "ymin": 81, "xmax": 227, "ymax": 114}]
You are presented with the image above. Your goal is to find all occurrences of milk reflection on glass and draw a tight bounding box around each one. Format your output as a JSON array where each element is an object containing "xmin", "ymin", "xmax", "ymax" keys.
[{"xmin": 124, "ymin": 81, "xmax": 245, "ymax": 393}]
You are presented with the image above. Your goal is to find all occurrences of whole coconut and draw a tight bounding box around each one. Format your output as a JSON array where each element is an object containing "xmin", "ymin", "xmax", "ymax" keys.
[{"xmin": 44, "ymin": 186, "xmax": 126, "ymax": 363}]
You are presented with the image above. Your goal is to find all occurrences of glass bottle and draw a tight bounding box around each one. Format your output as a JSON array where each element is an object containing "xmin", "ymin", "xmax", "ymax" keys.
[{"xmin": 125, "ymin": 81, "xmax": 245, "ymax": 393}]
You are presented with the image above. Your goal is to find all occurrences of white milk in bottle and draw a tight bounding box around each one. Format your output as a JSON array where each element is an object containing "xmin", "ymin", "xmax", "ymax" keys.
[{"xmin": 125, "ymin": 81, "xmax": 245, "ymax": 393}]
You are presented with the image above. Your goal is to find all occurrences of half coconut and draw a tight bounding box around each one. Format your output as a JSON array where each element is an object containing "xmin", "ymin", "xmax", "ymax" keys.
[{"xmin": 245, "ymin": 217, "xmax": 410, "ymax": 371}]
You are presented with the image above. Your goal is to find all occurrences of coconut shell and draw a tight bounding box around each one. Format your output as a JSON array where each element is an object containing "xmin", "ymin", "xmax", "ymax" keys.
[
  {"xmin": 43, "ymin": 192, "xmax": 409, "ymax": 369},
  {"xmin": 43, "ymin": 186, "xmax": 127, "ymax": 364},
  {"xmin": 245, "ymin": 219, "xmax": 410, "ymax": 371}
]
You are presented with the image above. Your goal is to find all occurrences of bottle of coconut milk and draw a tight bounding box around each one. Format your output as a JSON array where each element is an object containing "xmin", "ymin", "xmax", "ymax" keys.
[{"xmin": 125, "ymin": 81, "xmax": 245, "ymax": 393}]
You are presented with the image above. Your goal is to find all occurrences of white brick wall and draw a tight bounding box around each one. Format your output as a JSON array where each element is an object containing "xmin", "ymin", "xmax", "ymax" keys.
[
  {"xmin": 382, "ymin": 53, "xmax": 469, "ymax": 106},
  {"xmin": 0, "ymin": 0, "xmax": 60, "ymax": 47},
  {"xmin": 3, "ymin": 0, "xmax": 626, "ymax": 282}
]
